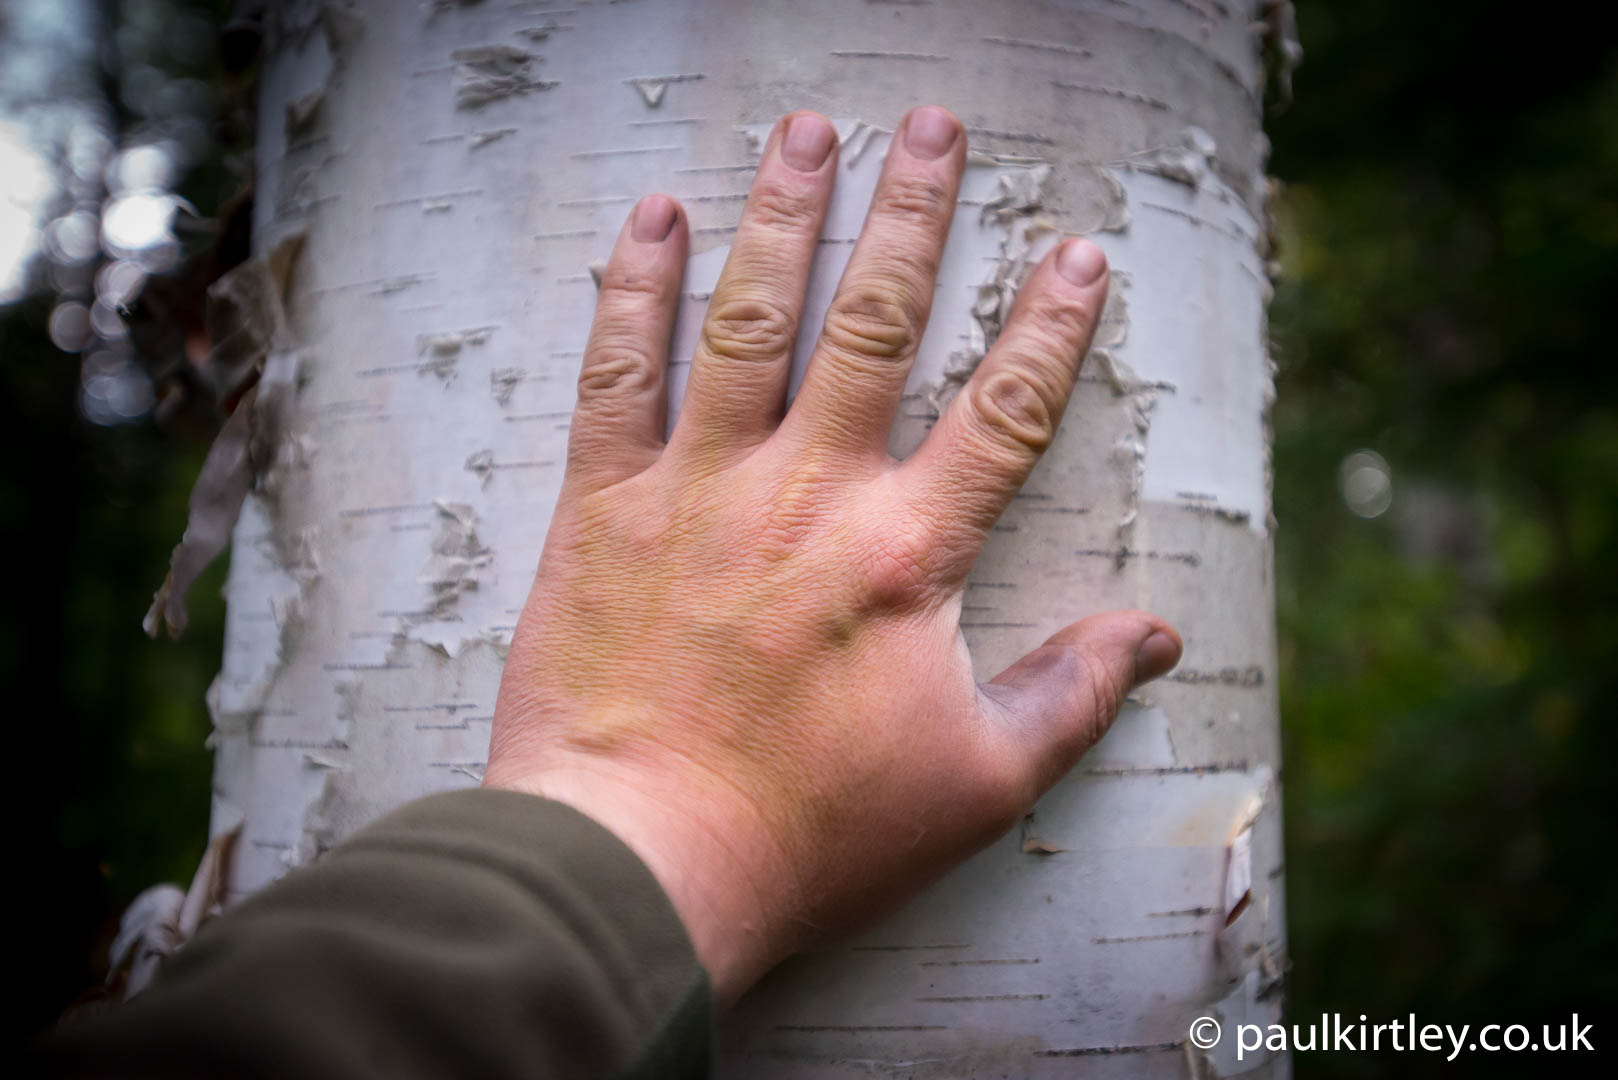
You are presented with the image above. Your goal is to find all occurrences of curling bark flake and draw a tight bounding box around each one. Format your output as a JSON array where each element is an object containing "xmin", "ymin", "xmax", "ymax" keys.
[{"xmin": 201, "ymin": 1, "xmax": 1293, "ymax": 1074}]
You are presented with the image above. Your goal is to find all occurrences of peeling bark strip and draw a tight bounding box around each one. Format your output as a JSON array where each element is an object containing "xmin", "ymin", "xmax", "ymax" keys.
[
  {"xmin": 450, "ymin": 45, "xmax": 557, "ymax": 108},
  {"xmin": 145, "ymin": 231, "xmax": 306, "ymax": 639},
  {"xmin": 104, "ymin": 820, "xmax": 241, "ymax": 1000},
  {"xmin": 197, "ymin": 1, "xmax": 1288, "ymax": 1074},
  {"xmin": 418, "ymin": 500, "xmax": 492, "ymax": 618},
  {"xmin": 145, "ymin": 390, "xmax": 260, "ymax": 640}
]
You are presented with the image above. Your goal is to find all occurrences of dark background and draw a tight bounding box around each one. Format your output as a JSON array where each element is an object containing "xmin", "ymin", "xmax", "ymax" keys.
[{"xmin": 5, "ymin": 1, "xmax": 1614, "ymax": 1073}]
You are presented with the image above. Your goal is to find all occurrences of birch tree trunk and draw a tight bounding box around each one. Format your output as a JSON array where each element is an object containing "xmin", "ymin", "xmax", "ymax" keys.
[{"xmin": 214, "ymin": 1, "xmax": 1292, "ymax": 1074}]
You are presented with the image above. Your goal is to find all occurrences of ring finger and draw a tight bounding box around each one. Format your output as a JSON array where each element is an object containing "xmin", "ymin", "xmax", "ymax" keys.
[{"xmin": 669, "ymin": 111, "xmax": 839, "ymax": 467}]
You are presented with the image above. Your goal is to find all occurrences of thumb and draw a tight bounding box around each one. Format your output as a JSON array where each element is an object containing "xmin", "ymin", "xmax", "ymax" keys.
[{"xmin": 981, "ymin": 611, "xmax": 1182, "ymax": 796}]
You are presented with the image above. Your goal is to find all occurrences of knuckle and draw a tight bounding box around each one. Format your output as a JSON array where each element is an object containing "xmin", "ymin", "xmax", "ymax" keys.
[
  {"xmin": 1073, "ymin": 641, "xmax": 1129, "ymax": 733},
  {"xmin": 599, "ymin": 265, "xmax": 673, "ymax": 306},
  {"xmin": 746, "ymin": 182, "xmax": 821, "ymax": 233},
  {"xmin": 873, "ymin": 172, "xmax": 953, "ymax": 223},
  {"xmin": 701, "ymin": 295, "xmax": 798, "ymax": 365},
  {"xmin": 578, "ymin": 341, "xmax": 658, "ymax": 397},
  {"xmin": 857, "ymin": 532, "xmax": 935, "ymax": 611},
  {"xmin": 969, "ymin": 367, "xmax": 1060, "ymax": 453},
  {"xmin": 1019, "ymin": 290, "xmax": 1096, "ymax": 352},
  {"xmin": 822, "ymin": 284, "xmax": 922, "ymax": 362}
]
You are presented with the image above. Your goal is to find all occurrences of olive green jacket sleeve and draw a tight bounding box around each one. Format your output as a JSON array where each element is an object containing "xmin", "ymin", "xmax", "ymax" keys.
[{"xmin": 36, "ymin": 790, "xmax": 711, "ymax": 1079}]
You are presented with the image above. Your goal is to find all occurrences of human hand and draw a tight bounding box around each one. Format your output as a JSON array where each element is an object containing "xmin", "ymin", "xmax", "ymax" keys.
[{"xmin": 483, "ymin": 106, "xmax": 1182, "ymax": 1004}]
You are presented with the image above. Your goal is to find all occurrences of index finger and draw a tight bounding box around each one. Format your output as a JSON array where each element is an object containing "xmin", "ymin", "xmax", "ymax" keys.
[{"xmin": 892, "ymin": 237, "xmax": 1110, "ymax": 580}]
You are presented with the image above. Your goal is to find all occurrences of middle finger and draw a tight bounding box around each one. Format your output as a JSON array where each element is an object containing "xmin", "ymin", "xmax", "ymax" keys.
[{"xmin": 778, "ymin": 105, "xmax": 966, "ymax": 467}]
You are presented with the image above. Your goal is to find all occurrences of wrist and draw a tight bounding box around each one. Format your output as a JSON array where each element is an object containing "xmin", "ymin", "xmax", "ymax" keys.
[{"xmin": 483, "ymin": 756, "xmax": 785, "ymax": 1005}]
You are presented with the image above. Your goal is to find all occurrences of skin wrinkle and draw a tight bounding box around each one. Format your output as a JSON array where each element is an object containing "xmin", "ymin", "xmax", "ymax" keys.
[
  {"xmin": 577, "ymin": 347, "xmax": 660, "ymax": 397},
  {"xmin": 483, "ymin": 107, "xmax": 1182, "ymax": 1003},
  {"xmin": 700, "ymin": 297, "xmax": 800, "ymax": 367},
  {"xmin": 821, "ymin": 286, "xmax": 920, "ymax": 363},
  {"xmin": 976, "ymin": 367, "xmax": 1058, "ymax": 452},
  {"xmin": 740, "ymin": 182, "xmax": 826, "ymax": 235}
]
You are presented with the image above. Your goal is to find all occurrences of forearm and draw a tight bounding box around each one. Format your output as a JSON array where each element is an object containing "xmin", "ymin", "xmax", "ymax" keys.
[{"xmin": 36, "ymin": 790, "xmax": 710, "ymax": 1079}]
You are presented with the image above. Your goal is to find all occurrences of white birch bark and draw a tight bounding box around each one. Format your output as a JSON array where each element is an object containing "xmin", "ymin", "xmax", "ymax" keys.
[{"xmin": 215, "ymin": 1, "xmax": 1291, "ymax": 1074}]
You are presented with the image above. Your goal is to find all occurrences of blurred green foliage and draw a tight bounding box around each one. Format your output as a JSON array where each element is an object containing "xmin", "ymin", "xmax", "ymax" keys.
[
  {"xmin": 1270, "ymin": 1, "xmax": 1616, "ymax": 1073},
  {"xmin": 6, "ymin": 299, "xmax": 222, "ymax": 1036},
  {"xmin": 8, "ymin": 0, "xmax": 1615, "ymax": 1069}
]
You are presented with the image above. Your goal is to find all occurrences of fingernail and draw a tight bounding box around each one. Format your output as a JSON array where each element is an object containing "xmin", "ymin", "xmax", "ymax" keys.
[
  {"xmin": 1133, "ymin": 630, "xmax": 1182, "ymax": 686},
  {"xmin": 781, "ymin": 113, "xmax": 836, "ymax": 172},
  {"xmin": 1057, "ymin": 238, "xmax": 1107, "ymax": 286},
  {"xmin": 631, "ymin": 195, "xmax": 678, "ymax": 242},
  {"xmin": 904, "ymin": 105, "xmax": 958, "ymax": 160}
]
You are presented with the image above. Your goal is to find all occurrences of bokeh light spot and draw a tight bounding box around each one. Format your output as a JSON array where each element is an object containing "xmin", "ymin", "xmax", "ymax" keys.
[
  {"xmin": 1339, "ymin": 449, "xmax": 1394, "ymax": 519},
  {"xmin": 48, "ymin": 299, "xmax": 93, "ymax": 352}
]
